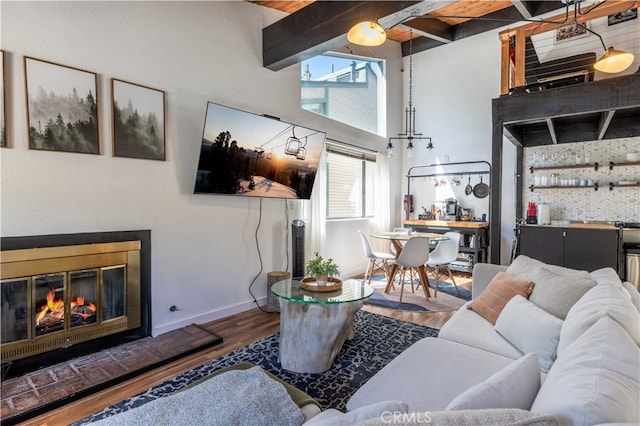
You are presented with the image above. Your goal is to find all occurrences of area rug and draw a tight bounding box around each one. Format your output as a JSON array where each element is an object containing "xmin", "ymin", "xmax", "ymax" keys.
[
  {"xmin": 74, "ymin": 311, "xmax": 438, "ymax": 424},
  {"xmin": 364, "ymin": 274, "xmax": 472, "ymax": 312}
]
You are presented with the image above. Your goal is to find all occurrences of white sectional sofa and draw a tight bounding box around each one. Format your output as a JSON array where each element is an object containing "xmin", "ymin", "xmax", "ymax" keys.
[{"xmin": 309, "ymin": 256, "xmax": 640, "ymax": 425}]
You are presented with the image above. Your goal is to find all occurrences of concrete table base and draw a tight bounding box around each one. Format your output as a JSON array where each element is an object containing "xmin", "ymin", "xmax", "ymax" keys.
[{"xmin": 278, "ymin": 299, "xmax": 364, "ymax": 373}]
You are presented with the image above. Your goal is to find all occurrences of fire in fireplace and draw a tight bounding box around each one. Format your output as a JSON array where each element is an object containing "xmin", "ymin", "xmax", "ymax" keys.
[{"xmin": 1, "ymin": 230, "xmax": 151, "ymax": 378}]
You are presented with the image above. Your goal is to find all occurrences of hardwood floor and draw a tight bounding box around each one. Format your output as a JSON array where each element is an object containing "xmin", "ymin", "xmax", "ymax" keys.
[{"xmin": 20, "ymin": 304, "xmax": 456, "ymax": 426}]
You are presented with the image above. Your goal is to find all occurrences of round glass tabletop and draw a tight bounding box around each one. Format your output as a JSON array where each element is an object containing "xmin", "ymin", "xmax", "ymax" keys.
[{"xmin": 271, "ymin": 278, "xmax": 373, "ymax": 304}]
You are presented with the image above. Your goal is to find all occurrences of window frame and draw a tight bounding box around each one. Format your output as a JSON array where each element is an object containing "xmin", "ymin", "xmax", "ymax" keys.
[{"xmin": 325, "ymin": 141, "xmax": 377, "ymax": 220}]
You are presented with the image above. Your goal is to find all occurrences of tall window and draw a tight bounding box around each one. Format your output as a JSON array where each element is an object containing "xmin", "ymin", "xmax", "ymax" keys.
[
  {"xmin": 326, "ymin": 143, "xmax": 376, "ymax": 219},
  {"xmin": 301, "ymin": 53, "xmax": 386, "ymax": 136}
]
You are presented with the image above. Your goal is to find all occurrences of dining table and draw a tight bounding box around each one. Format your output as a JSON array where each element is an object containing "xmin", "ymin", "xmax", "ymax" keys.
[
  {"xmin": 369, "ymin": 231, "xmax": 449, "ymax": 257},
  {"xmin": 369, "ymin": 231, "xmax": 450, "ymax": 297}
]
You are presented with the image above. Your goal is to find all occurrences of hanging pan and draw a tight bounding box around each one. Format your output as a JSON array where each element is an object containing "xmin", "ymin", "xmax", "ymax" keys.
[
  {"xmin": 473, "ymin": 176, "xmax": 490, "ymax": 198},
  {"xmin": 464, "ymin": 176, "xmax": 473, "ymax": 196}
]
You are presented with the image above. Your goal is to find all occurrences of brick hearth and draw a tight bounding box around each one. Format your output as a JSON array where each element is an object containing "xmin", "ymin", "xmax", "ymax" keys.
[{"xmin": 1, "ymin": 324, "xmax": 221, "ymax": 423}]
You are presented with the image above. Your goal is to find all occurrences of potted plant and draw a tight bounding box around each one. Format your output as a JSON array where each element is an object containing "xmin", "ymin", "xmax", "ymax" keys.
[{"xmin": 306, "ymin": 252, "xmax": 340, "ymax": 286}]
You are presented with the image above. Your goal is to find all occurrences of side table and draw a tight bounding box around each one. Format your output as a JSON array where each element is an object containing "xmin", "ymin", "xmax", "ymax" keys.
[{"xmin": 270, "ymin": 278, "xmax": 373, "ymax": 373}]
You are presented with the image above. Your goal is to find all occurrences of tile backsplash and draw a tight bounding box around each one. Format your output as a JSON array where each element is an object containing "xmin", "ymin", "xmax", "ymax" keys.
[{"xmin": 524, "ymin": 137, "xmax": 640, "ymax": 223}]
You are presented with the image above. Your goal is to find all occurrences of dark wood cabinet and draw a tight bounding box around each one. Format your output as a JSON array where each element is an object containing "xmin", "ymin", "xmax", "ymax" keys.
[{"xmin": 518, "ymin": 225, "xmax": 620, "ymax": 272}]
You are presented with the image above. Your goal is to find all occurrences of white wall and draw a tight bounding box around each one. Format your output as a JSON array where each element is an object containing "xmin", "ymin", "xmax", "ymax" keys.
[{"xmin": 0, "ymin": 1, "xmax": 404, "ymax": 335}]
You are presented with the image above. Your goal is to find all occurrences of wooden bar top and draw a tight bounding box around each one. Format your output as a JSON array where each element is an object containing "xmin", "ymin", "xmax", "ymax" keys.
[{"xmin": 404, "ymin": 220, "xmax": 489, "ymax": 229}]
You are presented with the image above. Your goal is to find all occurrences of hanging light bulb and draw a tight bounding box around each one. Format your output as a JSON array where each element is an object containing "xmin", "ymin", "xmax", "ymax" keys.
[
  {"xmin": 426, "ymin": 139, "xmax": 434, "ymax": 158},
  {"xmin": 386, "ymin": 141, "xmax": 394, "ymax": 158},
  {"xmin": 407, "ymin": 141, "xmax": 414, "ymax": 158}
]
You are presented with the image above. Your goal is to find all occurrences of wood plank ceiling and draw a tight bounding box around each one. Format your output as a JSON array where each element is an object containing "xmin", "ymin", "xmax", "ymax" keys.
[{"xmin": 252, "ymin": 0, "xmax": 638, "ymax": 70}]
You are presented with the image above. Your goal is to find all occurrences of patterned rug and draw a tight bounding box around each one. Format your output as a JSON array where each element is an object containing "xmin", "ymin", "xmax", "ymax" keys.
[
  {"xmin": 74, "ymin": 311, "xmax": 438, "ymax": 424},
  {"xmin": 364, "ymin": 274, "xmax": 472, "ymax": 312}
]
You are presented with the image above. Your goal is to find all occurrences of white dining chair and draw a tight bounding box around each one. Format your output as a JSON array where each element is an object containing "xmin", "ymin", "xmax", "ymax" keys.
[
  {"xmin": 426, "ymin": 231, "xmax": 461, "ymax": 296},
  {"xmin": 392, "ymin": 227, "xmax": 416, "ymax": 292},
  {"xmin": 358, "ymin": 230, "xmax": 396, "ymax": 285},
  {"xmin": 388, "ymin": 236, "xmax": 432, "ymax": 302}
]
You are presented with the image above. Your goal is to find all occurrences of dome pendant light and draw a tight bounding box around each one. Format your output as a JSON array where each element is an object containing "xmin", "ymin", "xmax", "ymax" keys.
[
  {"xmin": 347, "ymin": 21, "xmax": 386, "ymax": 46},
  {"xmin": 594, "ymin": 47, "xmax": 635, "ymax": 73},
  {"xmin": 574, "ymin": 21, "xmax": 634, "ymax": 74}
]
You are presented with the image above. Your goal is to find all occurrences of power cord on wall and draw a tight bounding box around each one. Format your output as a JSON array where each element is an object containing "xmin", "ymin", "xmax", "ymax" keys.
[
  {"xmin": 284, "ymin": 199, "xmax": 290, "ymax": 273},
  {"xmin": 248, "ymin": 197, "xmax": 270, "ymax": 313}
]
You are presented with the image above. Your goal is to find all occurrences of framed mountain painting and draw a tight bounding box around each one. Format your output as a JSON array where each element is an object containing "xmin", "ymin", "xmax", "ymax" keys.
[
  {"xmin": 111, "ymin": 79, "xmax": 165, "ymax": 161},
  {"xmin": 24, "ymin": 56, "xmax": 99, "ymax": 154}
]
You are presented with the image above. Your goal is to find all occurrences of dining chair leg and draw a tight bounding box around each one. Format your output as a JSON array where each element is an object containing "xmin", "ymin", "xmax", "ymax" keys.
[
  {"xmin": 385, "ymin": 264, "xmax": 398, "ymax": 293},
  {"xmin": 416, "ymin": 265, "xmax": 431, "ymax": 300},
  {"xmin": 447, "ymin": 266, "xmax": 460, "ymax": 295},
  {"xmin": 399, "ymin": 267, "xmax": 407, "ymax": 302}
]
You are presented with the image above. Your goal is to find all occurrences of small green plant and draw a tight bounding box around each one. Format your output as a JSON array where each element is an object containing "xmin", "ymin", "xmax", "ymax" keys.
[{"xmin": 306, "ymin": 252, "xmax": 340, "ymax": 278}]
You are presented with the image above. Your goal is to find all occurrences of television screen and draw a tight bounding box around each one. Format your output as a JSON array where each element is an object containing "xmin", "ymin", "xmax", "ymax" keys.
[{"xmin": 194, "ymin": 102, "xmax": 326, "ymax": 199}]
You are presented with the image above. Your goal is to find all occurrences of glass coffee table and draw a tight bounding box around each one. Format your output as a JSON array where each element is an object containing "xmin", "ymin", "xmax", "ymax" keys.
[{"xmin": 271, "ymin": 278, "xmax": 373, "ymax": 373}]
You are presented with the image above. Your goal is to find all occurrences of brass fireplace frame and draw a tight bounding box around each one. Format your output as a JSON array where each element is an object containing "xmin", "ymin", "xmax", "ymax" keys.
[{"xmin": 1, "ymin": 241, "xmax": 141, "ymax": 362}]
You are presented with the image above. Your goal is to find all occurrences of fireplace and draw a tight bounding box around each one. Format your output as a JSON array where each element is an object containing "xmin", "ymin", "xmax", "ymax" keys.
[{"xmin": 1, "ymin": 230, "xmax": 151, "ymax": 378}]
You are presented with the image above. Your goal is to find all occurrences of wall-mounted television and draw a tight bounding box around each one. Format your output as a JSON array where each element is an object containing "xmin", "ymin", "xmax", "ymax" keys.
[{"xmin": 194, "ymin": 102, "xmax": 326, "ymax": 199}]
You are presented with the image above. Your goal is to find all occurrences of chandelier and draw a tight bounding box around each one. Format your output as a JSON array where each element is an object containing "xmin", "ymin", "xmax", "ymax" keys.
[{"xmin": 387, "ymin": 30, "xmax": 433, "ymax": 158}]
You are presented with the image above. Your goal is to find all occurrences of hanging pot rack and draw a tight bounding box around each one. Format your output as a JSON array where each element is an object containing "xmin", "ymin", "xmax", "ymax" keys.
[{"xmin": 406, "ymin": 161, "xmax": 492, "ymax": 195}]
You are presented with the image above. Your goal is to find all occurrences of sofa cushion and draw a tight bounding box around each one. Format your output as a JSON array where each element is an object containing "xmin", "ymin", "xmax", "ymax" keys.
[
  {"xmin": 622, "ymin": 281, "xmax": 640, "ymax": 312},
  {"xmin": 439, "ymin": 303, "xmax": 523, "ymax": 359},
  {"xmin": 507, "ymin": 255, "xmax": 590, "ymax": 280},
  {"xmin": 495, "ymin": 295, "xmax": 563, "ymax": 372},
  {"xmin": 446, "ymin": 353, "xmax": 540, "ymax": 411},
  {"xmin": 346, "ymin": 337, "xmax": 514, "ymax": 412},
  {"xmin": 528, "ymin": 267, "xmax": 596, "ymax": 320},
  {"xmin": 557, "ymin": 281, "xmax": 640, "ymax": 355},
  {"xmin": 305, "ymin": 400, "xmax": 408, "ymax": 425},
  {"xmin": 531, "ymin": 316, "xmax": 640, "ymax": 425},
  {"xmin": 467, "ymin": 272, "xmax": 534, "ymax": 325}
]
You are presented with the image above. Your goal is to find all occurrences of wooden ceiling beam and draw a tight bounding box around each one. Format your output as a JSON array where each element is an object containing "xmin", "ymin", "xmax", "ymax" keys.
[
  {"xmin": 262, "ymin": 0, "xmax": 420, "ymax": 71},
  {"xmin": 404, "ymin": 2, "xmax": 562, "ymax": 56}
]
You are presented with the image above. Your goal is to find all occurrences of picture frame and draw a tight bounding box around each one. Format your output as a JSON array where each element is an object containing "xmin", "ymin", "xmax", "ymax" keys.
[
  {"xmin": 111, "ymin": 79, "xmax": 165, "ymax": 161},
  {"xmin": 1, "ymin": 50, "xmax": 7, "ymax": 148},
  {"xmin": 608, "ymin": 8, "xmax": 637, "ymax": 26},
  {"xmin": 24, "ymin": 56, "xmax": 99, "ymax": 154},
  {"xmin": 555, "ymin": 22, "xmax": 589, "ymax": 43}
]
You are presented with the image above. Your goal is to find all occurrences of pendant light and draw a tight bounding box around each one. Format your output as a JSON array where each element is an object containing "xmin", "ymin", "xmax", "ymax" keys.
[
  {"xmin": 347, "ymin": 21, "xmax": 386, "ymax": 47},
  {"xmin": 387, "ymin": 30, "xmax": 433, "ymax": 158}
]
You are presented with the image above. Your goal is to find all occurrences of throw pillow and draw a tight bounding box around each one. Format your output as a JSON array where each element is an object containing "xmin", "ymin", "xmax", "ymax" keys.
[
  {"xmin": 495, "ymin": 295, "xmax": 563, "ymax": 372},
  {"xmin": 507, "ymin": 255, "xmax": 590, "ymax": 282},
  {"xmin": 445, "ymin": 353, "xmax": 541, "ymax": 411},
  {"xmin": 467, "ymin": 271, "xmax": 534, "ymax": 325},
  {"xmin": 557, "ymin": 281, "xmax": 640, "ymax": 355},
  {"xmin": 304, "ymin": 400, "xmax": 409, "ymax": 425},
  {"xmin": 531, "ymin": 316, "xmax": 640, "ymax": 425},
  {"xmin": 528, "ymin": 267, "xmax": 596, "ymax": 320}
]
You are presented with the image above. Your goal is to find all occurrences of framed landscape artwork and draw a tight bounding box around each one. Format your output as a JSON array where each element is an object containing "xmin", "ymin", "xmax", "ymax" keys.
[
  {"xmin": 24, "ymin": 57, "xmax": 99, "ymax": 154},
  {"xmin": 555, "ymin": 22, "xmax": 588, "ymax": 42},
  {"xmin": 1, "ymin": 50, "xmax": 6, "ymax": 148},
  {"xmin": 111, "ymin": 79, "xmax": 165, "ymax": 161}
]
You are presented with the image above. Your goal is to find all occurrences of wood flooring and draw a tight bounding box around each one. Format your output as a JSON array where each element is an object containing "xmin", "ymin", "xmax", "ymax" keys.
[{"xmin": 19, "ymin": 299, "xmax": 460, "ymax": 426}]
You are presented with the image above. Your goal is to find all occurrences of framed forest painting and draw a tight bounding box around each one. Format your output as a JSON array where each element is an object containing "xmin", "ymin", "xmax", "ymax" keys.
[
  {"xmin": 24, "ymin": 57, "xmax": 99, "ymax": 154},
  {"xmin": 111, "ymin": 79, "xmax": 165, "ymax": 161},
  {"xmin": 1, "ymin": 50, "xmax": 6, "ymax": 148}
]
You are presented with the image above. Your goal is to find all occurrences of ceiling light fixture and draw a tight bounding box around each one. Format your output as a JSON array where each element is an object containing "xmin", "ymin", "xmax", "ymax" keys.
[
  {"xmin": 571, "ymin": 0, "xmax": 634, "ymax": 74},
  {"xmin": 347, "ymin": 21, "xmax": 386, "ymax": 46},
  {"xmin": 387, "ymin": 30, "xmax": 433, "ymax": 158},
  {"xmin": 576, "ymin": 23, "xmax": 635, "ymax": 73}
]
